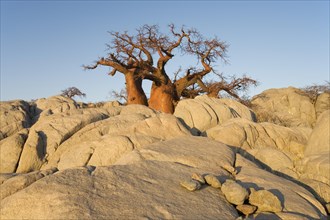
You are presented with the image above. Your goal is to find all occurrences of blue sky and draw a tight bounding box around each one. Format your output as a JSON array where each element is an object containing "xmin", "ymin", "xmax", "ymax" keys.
[{"xmin": 1, "ymin": 1, "xmax": 329, "ymax": 102}]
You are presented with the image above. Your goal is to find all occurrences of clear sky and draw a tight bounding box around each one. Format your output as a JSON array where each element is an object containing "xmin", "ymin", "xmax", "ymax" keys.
[{"xmin": 1, "ymin": 0, "xmax": 329, "ymax": 102}]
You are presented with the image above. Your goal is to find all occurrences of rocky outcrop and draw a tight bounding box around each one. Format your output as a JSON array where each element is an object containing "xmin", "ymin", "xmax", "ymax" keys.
[
  {"xmin": 33, "ymin": 95, "xmax": 78, "ymax": 115},
  {"xmin": 251, "ymin": 87, "xmax": 316, "ymax": 127},
  {"xmin": 16, "ymin": 108, "xmax": 109, "ymax": 173},
  {"xmin": 174, "ymin": 95, "xmax": 256, "ymax": 135},
  {"xmin": 204, "ymin": 113, "xmax": 330, "ymax": 212},
  {"xmin": 1, "ymin": 93, "xmax": 329, "ymax": 219},
  {"xmin": 205, "ymin": 118, "xmax": 309, "ymax": 164},
  {"xmin": 41, "ymin": 110, "xmax": 191, "ymax": 171},
  {"xmin": 1, "ymin": 137, "xmax": 327, "ymax": 219}
]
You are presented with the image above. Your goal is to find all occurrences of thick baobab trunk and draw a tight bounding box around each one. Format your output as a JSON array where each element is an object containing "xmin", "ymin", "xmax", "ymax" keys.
[
  {"xmin": 125, "ymin": 73, "xmax": 148, "ymax": 105},
  {"xmin": 148, "ymin": 82, "xmax": 177, "ymax": 114}
]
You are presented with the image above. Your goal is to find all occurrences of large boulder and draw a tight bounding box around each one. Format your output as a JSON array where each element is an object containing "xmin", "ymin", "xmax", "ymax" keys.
[
  {"xmin": 33, "ymin": 95, "xmax": 78, "ymax": 115},
  {"xmin": 0, "ymin": 100, "xmax": 31, "ymax": 140},
  {"xmin": 251, "ymin": 87, "xmax": 316, "ymax": 127},
  {"xmin": 0, "ymin": 129, "xmax": 29, "ymax": 173},
  {"xmin": 16, "ymin": 109, "xmax": 109, "ymax": 173},
  {"xmin": 174, "ymin": 96, "xmax": 256, "ymax": 135},
  {"xmin": 205, "ymin": 118, "xmax": 308, "ymax": 161}
]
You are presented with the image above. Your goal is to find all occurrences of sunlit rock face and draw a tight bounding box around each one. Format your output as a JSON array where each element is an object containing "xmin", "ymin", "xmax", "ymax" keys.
[
  {"xmin": 174, "ymin": 95, "xmax": 256, "ymax": 135},
  {"xmin": 251, "ymin": 87, "xmax": 318, "ymax": 128}
]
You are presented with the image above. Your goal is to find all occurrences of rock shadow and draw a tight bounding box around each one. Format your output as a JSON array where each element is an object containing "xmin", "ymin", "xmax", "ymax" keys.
[
  {"xmin": 176, "ymin": 117, "xmax": 201, "ymax": 136},
  {"xmin": 36, "ymin": 131, "xmax": 47, "ymax": 161}
]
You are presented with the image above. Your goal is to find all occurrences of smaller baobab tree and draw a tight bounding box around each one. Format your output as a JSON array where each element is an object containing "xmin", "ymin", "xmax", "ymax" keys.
[
  {"xmin": 110, "ymin": 88, "xmax": 128, "ymax": 104},
  {"xmin": 61, "ymin": 87, "xmax": 86, "ymax": 99},
  {"xmin": 182, "ymin": 73, "xmax": 258, "ymax": 105}
]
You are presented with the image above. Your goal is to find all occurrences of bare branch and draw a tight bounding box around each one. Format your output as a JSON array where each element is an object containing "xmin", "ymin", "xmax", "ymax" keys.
[
  {"xmin": 110, "ymin": 88, "xmax": 127, "ymax": 103},
  {"xmin": 301, "ymin": 81, "xmax": 330, "ymax": 103},
  {"xmin": 84, "ymin": 57, "xmax": 128, "ymax": 74},
  {"xmin": 173, "ymin": 66, "xmax": 182, "ymax": 82}
]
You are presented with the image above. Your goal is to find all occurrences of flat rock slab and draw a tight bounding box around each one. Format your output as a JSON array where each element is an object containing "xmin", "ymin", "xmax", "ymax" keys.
[
  {"xmin": 116, "ymin": 136, "xmax": 236, "ymax": 174},
  {"xmin": 0, "ymin": 160, "xmax": 238, "ymax": 219}
]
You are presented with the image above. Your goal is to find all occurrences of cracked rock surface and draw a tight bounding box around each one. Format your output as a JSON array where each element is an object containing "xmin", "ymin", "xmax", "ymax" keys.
[{"xmin": 1, "ymin": 92, "xmax": 329, "ymax": 219}]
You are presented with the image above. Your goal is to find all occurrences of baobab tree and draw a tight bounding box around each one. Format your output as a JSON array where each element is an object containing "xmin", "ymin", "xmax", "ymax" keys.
[
  {"xmin": 85, "ymin": 24, "xmax": 250, "ymax": 113},
  {"xmin": 182, "ymin": 73, "xmax": 258, "ymax": 103}
]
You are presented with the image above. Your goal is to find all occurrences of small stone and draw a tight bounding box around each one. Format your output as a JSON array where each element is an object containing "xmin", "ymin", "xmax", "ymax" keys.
[
  {"xmin": 204, "ymin": 174, "xmax": 222, "ymax": 188},
  {"xmin": 221, "ymin": 164, "xmax": 237, "ymax": 175},
  {"xmin": 249, "ymin": 189, "xmax": 282, "ymax": 213},
  {"xmin": 221, "ymin": 179, "xmax": 249, "ymax": 205},
  {"xmin": 180, "ymin": 180, "xmax": 201, "ymax": 191},
  {"xmin": 236, "ymin": 204, "xmax": 257, "ymax": 216},
  {"xmin": 191, "ymin": 173, "xmax": 205, "ymax": 184}
]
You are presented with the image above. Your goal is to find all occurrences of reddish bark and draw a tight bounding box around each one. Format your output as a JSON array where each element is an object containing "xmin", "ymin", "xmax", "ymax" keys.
[
  {"xmin": 148, "ymin": 82, "xmax": 177, "ymax": 113},
  {"xmin": 125, "ymin": 73, "xmax": 148, "ymax": 105}
]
